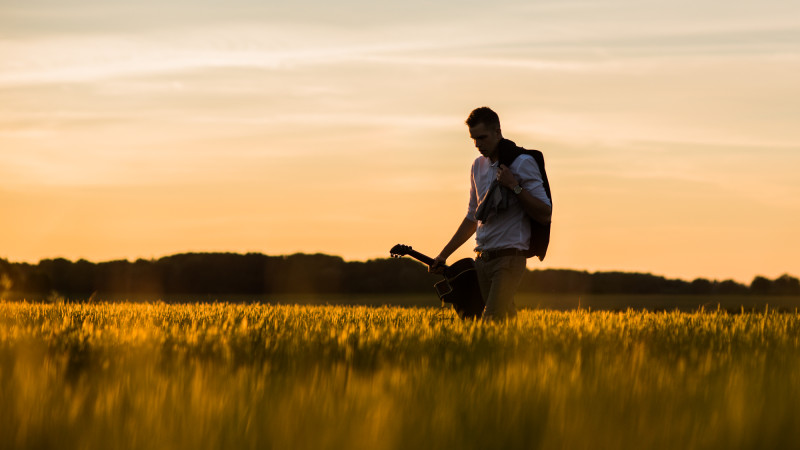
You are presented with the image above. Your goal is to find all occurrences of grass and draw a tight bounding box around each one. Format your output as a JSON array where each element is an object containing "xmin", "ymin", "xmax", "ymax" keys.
[
  {"xmin": 2, "ymin": 300, "xmax": 800, "ymax": 449},
  {"xmin": 6, "ymin": 291, "xmax": 800, "ymax": 312}
]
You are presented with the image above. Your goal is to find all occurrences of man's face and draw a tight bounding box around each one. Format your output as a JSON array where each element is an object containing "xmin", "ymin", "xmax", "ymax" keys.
[{"xmin": 469, "ymin": 123, "xmax": 501, "ymax": 159}]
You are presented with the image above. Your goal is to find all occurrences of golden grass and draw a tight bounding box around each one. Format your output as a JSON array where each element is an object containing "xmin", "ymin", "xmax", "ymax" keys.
[{"xmin": 2, "ymin": 301, "xmax": 800, "ymax": 449}]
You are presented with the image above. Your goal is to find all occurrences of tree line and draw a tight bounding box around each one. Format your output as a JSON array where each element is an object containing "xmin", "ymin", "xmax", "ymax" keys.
[{"xmin": 1, "ymin": 252, "xmax": 798, "ymax": 298}]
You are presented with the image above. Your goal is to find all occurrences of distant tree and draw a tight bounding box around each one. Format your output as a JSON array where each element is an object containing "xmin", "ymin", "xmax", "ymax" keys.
[
  {"xmin": 4, "ymin": 252, "xmax": 797, "ymax": 298},
  {"xmin": 716, "ymin": 279, "xmax": 749, "ymax": 295},
  {"xmin": 344, "ymin": 257, "xmax": 436, "ymax": 293},
  {"xmin": 9, "ymin": 262, "xmax": 49, "ymax": 293},
  {"xmin": 590, "ymin": 271, "xmax": 678, "ymax": 295},
  {"xmin": 132, "ymin": 258, "xmax": 164, "ymax": 294},
  {"xmin": 773, "ymin": 274, "xmax": 800, "ymax": 295},
  {"xmin": 72, "ymin": 259, "xmax": 96, "ymax": 295},
  {"xmin": 96, "ymin": 260, "xmax": 133, "ymax": 293},
  {"xmin": 521, "ymin": 269, "xmax": 592, "ymax": 293},
  {"xmin": 38, "ymin": 258, "xmax": 75, "ymax": 296},
  {"xmin": 157, "ymin": 252, "xmax": 271, "ymax": 294},
  {"xmin": 270, "ymin": 253, "xmax": 347, "ymax": 294},
  {"xmin": 0, "ymin": 258, "xmax": 12, "ymax": 293},
  {"xmin": 750, "ymin": 276, "xmax": 774, "ymax": 295},
  {"xmin": 689, "ymin": 278, "xmax": 714, "ymax": 295}
]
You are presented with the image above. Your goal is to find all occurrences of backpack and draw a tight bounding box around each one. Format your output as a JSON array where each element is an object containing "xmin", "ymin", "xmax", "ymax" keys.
[{"xmin": 497, "ymin": 140, "xmax": 552, "ymax": 261}]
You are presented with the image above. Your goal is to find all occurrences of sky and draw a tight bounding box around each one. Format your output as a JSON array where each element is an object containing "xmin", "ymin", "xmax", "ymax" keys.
[{"xmin": 1, "ymin": 0, "xmax": 799, "ymax": 284}]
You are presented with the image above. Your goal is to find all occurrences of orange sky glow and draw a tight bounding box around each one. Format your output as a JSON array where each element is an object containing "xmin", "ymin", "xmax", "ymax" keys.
[{"xmin": 1, "ymin": 0, "xmax": 799, "ymax": 284}]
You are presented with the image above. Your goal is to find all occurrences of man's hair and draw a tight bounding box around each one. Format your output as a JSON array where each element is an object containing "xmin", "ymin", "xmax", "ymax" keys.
[{"xmin": 465, "ymin": 107, "xmax": 500, "ymax": 129}]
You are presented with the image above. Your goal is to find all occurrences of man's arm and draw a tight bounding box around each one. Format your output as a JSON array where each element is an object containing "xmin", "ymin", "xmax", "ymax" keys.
[
  {"xmin": 497, "ymin": 164, "xmax": 552, "ymax": 224},
  {"xmin": 514, "ymin": 186, "xmax": 552, "ymax": 224},
  {"xmin": 429, "ymin": 217, "xmax": 478, "ymax": 273}
]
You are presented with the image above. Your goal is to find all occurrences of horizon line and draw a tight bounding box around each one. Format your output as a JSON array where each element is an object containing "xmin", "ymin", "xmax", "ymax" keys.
[{"xmin": 2, "ymin": 250, "xmax": 794, "ymax": 284}]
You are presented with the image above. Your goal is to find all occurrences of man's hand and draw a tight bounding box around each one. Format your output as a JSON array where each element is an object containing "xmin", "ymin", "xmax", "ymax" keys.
[
  {"xmin": 496, "ymin": 164, "xmax": 518, "ymax": 189},
  {"xmin": 429, "ymin": 255, "xmax": 447, "ymax": 275},
  {"xmin": 498, "ymin": 164, "xmax": 552, "ymax": 224}
]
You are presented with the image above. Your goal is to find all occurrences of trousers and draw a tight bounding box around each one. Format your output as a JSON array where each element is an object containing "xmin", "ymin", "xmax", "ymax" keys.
[{"xmin": 474, "ymin": 255, "xmax": 526, "ymax": 321}]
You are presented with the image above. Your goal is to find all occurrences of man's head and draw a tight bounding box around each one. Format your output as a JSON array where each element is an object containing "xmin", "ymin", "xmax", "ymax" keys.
[{"xmin": 466, "ymin": 107, "xmax": 502, "ymax": 160}]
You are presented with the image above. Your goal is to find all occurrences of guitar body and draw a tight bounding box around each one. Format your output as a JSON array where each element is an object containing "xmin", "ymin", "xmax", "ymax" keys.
[
  {"xmin": 390, "ymin": 244, "xmax": 485, "ymax": 320},
  {"xmin": 434, "ymin": 258, "xmax": 484, "ymax": 320}
]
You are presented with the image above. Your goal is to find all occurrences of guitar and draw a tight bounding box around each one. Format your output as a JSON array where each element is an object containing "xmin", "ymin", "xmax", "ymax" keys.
[{"xmin": 389, "ymin": 244, "xmax": 484, "ymax": 320}]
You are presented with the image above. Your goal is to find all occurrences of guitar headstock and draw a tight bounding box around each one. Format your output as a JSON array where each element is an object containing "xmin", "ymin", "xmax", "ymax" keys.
[{"xmin": 389, "ymin": 244, "xmax": 412, "ymax": 258}]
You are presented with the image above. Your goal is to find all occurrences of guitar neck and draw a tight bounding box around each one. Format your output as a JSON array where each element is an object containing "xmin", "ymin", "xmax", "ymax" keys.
[{"xmin": 405, "ymin": 249, "xmax": 436, "ymax": 267}]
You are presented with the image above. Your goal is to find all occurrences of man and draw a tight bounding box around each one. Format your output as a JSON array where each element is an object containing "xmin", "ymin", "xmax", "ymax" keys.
[{"xmin": 430, "ymin": 107, "xmax": 552, "ymax": 321}]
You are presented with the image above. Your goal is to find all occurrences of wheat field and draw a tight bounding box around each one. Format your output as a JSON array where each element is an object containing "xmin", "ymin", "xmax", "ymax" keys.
[{"xmin": 2, "ymin": 300, "xmax": 800, "ymax": 450}]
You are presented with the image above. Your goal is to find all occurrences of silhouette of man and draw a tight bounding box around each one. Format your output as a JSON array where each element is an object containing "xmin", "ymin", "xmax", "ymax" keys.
[{"xmin": 430, "ymin": 107, "xmax": 552, "ymax": 321}]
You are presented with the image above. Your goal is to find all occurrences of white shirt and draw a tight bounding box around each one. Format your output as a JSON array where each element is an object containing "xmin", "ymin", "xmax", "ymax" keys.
[{"xmin": 467, "ymin": 154, "xmax": 551, "ymax": 252}]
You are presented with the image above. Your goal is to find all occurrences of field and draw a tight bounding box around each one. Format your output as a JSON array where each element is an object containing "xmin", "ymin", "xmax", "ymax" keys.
[{"xmin": 3, "ymin": 300, "xmax": 800, "ymax": 450}]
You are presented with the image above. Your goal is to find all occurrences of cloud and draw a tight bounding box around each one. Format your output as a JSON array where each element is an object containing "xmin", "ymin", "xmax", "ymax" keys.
[{"xmin": 2, "ymin": 0, "xmax": 798, "ymax": 90}]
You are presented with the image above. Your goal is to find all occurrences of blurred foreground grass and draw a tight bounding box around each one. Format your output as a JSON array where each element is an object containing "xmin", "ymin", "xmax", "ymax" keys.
[{"xmin": 2, "ymin": 301, "xmax": 800, "ymax": 450}]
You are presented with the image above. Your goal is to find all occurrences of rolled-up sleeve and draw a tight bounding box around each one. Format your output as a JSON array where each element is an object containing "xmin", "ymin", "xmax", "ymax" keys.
[
  {"xmin": 467, "ymin": 160, "xmax": 479, "ymax": 222},
  {"xmin": 514, "ymin": 155, "xmax": 551, "ymax": 207}
]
